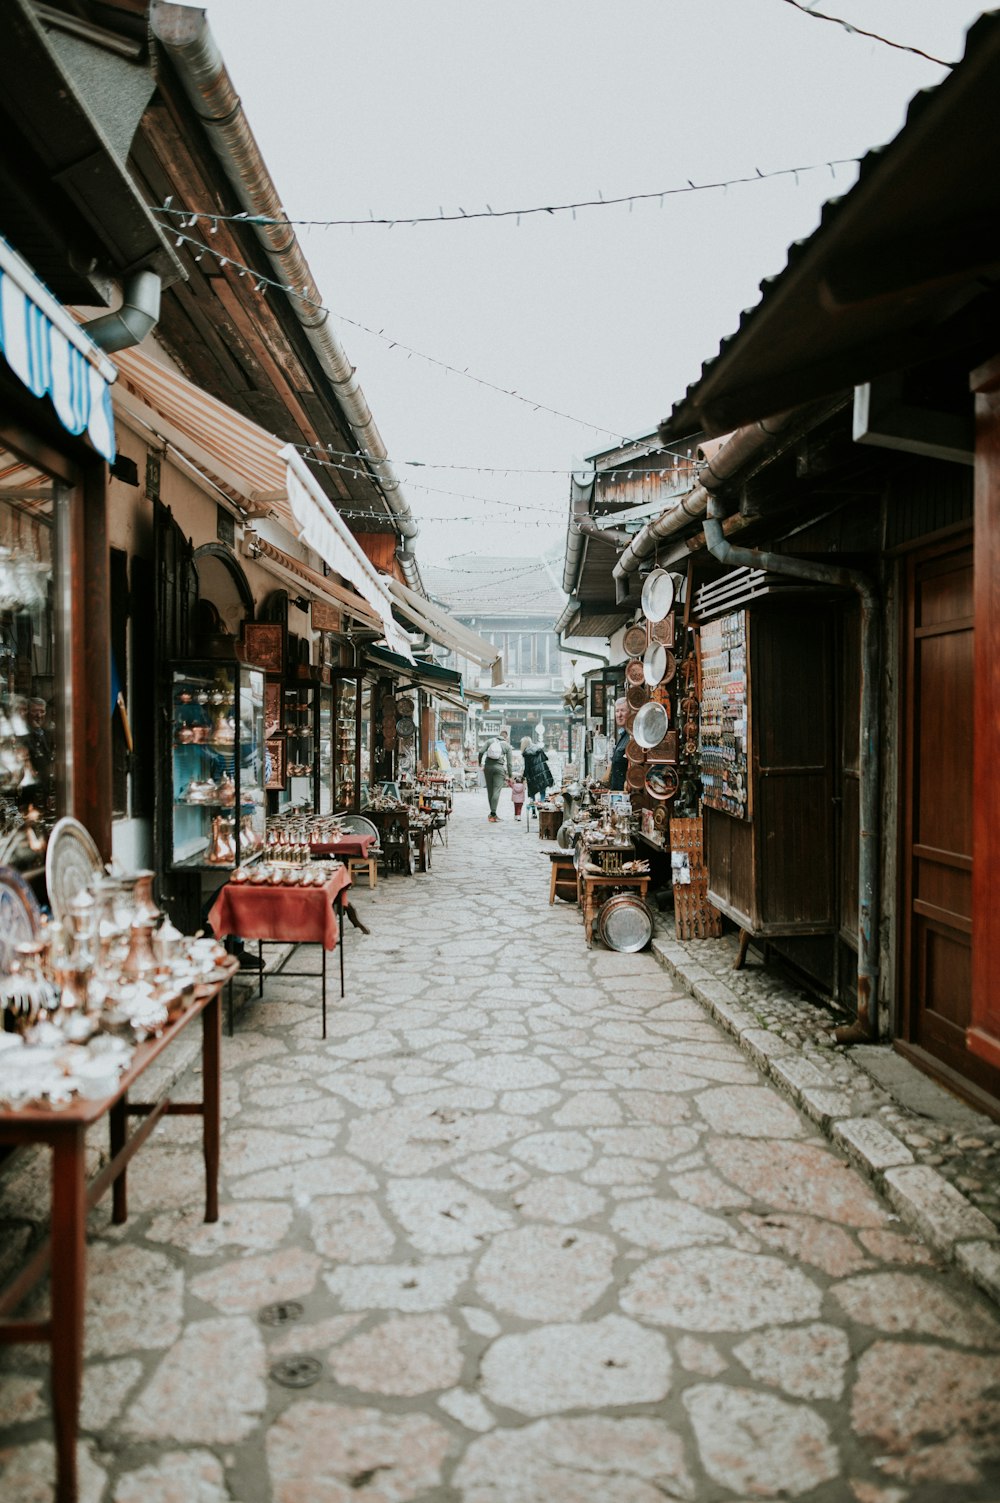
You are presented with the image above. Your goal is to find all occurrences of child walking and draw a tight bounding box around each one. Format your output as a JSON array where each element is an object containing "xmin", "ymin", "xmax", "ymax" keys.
[{"xmin": 510, "ymin": 775, "xmax": 526, "ymax": 820}]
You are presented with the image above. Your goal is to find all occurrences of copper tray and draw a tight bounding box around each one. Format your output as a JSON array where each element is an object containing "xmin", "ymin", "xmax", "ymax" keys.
[
  {"xmin": 625, "ymin": 737, "xmax": 646, "ymax": 763},
  {"xmin": 626, "ymin": 683, "xmax": 650, "ymax": 709},
  {"xmin": 624, "ymin": 658, "xmax": 645, "ymax": 686},
  {"xmin": 624, "ymin": 707, "xmax": 637, "ymax": 731},
  {"xmin": 650, "ymin": 614, "xmax": 675, "ymax": 646},
  {"xmin": 625, "ymin": 763, "xmax": 646, "ymax": 790}
]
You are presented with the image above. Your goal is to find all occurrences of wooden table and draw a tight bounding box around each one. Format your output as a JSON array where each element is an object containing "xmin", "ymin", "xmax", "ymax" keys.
[
  {"xmin": 579, "ymin": 871, "xmax": 652, "ymax": 947},
  {"xmin": 208, "ymin": 867, "xmax": 352, "ymax": 1038},
  {"xmin": 0, "ymin": 964, "xmax": 234, "ymax": 1503}
]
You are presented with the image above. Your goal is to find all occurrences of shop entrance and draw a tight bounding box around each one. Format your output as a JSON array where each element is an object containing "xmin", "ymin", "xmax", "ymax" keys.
[{"xmin": 898, "ymin": 534, "xmax": 999, "ymax": 1111}]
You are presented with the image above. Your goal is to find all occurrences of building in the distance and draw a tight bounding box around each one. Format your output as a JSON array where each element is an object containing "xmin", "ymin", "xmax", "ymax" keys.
[{"xmin": 421, "ymin": 555, "xmax": 571, "ymax": 755}]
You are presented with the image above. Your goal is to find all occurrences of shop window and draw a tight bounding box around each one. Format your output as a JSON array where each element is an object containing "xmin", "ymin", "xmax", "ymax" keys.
[{"xmin": 0, "ymin": 439, "xmax": 61, "ymax": 869}]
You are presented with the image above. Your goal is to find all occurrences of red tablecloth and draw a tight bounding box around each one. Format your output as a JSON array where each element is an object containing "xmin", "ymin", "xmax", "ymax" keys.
[
  {"xmin": 208, "ymin": 867, "xmax": 351, "ymax": 951},
  {"xmin": 310, "ymin": 834, "xmax": 376, "ymax": 859}
]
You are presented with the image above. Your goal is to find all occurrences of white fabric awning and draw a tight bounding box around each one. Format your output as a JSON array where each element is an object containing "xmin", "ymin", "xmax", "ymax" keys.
[
  {"xmin": 109, "ymin": 343, "xmax": 411, "ymax": 656},
  {"xmin": 280, "ymin": 448, "xmax": 412, "ymax": 660},
  {"xmin": 0, "ymin": 236, "xmax": 117, "ymax": 461},
  {"xmin": 386, "ymin": 575, "xmax": 504, "ymax": 686}
]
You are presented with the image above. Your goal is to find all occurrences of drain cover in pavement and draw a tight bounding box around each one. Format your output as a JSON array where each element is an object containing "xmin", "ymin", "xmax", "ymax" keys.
[
  {"xmin": 258, "ymin": 1301, "xmax": 304, "ymax": 1327},
  {"xmin": 270, "ymin": 1355, "xmax": 323, "ymax": 1389}
]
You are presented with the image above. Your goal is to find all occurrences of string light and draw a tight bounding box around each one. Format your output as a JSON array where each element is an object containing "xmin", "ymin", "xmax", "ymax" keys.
[
  {"xmin": 290, "ymin": 438, "xmax": 701, "ymax": 471},
  {"xmin": 166, "ymin": 229, "xmax": 629, "ymax": 442},
  {"xmin": 154, "ymin": 156, "xmax": 859, "ymax": 232},
  {"xmin": 776, "ymin": 0, "xmax": 955, "ymax": 67}
]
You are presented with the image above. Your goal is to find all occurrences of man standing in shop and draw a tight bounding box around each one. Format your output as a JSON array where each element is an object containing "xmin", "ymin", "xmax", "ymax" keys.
[
  {"xmin": 604, "ymin": 697, "xmax": 629, "ymax": 791},
  {"xmin": 480, "ymin": 728, "xmax": 514, "ymax": 822}
]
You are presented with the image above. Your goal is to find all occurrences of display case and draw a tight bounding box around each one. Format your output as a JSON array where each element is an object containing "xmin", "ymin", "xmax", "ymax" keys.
[
  {"xmin": 317, "ymin": 683, "xmax": 334, "ymax": 815},
  {"xmin": 284, "ymin": 683, "xmax": 315, "ymax": 808},
  {"xmin": 168, "ymin": 662, "xmax": 266, "ymax": 870},
  {"xmin": 333, "ymin": 671, "xmax": 362, "ymax": 812}
]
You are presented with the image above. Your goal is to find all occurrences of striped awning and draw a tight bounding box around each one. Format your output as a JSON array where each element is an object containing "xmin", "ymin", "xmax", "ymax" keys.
[{"xmin": 0, "ymin": 236, "xmax": 116, "ymax": 462}]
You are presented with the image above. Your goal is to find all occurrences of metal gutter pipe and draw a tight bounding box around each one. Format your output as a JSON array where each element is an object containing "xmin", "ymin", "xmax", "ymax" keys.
[
  {"xmin": 83, "ymin": 268, "xmax": 161, "ymax": 352},
  {"xmin": 612, "ymin": 412, "xmax": 798, "ymax": 602},
  {"xmin": 703, "ymin": 495, "xmax": 881, "ymax": 1041},
  {"xmin": 563, "ymin": 476, "xmax": 593, "ymax": 593},
  {"xmin": 149, "ymin": 2, "xmax": 423, "ymax": 593}
]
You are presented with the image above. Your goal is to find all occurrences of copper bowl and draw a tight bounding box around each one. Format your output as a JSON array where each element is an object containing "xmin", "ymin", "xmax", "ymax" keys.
[{"xmin": 624, "ymin": 658, "xmax": 645, "ymax": 687}]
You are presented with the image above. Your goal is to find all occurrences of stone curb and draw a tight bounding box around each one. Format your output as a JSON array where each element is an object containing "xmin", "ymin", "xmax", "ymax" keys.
[{"xmin": 650, "ymin": 934, "xmax": 1000, "ymax": 1308}]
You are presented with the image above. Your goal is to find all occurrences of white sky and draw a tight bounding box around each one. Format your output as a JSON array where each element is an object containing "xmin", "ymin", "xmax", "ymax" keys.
[{"xmin": 198, "ymin": 0, "xmax": 985, "ymax": 593}]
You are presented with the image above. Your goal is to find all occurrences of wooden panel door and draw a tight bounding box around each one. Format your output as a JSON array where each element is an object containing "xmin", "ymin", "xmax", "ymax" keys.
[{"xmin": 900, "ymin": 536, "xmax": 999, "ymax": 1105}]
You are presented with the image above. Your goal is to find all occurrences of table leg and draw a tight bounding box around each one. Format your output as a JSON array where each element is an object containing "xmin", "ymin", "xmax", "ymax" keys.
[
  {"xmin": 322, "ymin": 945, "xmax": 328, "ymax": 1040},
  {"xmin": 258, "ymin": 939, "xmax": 264, "ymax": 999},
  {"xmin": 202, "ymin": 991, "xmax": 221, "ymax": 1223},
  {"xmin": 110, "ymin": 1091, "xmax": 128, "ymax": 1225},
  {"xmin": 734, "ymin": 929, "xmax": 751, "ymax": 970},
  {"xmin": 50, "ymin": 1127, "xmax": 86, "ymax": 1503},
  {"xmin": 339, "ymin": 899, "xmax": 345, "ymax": 999}
]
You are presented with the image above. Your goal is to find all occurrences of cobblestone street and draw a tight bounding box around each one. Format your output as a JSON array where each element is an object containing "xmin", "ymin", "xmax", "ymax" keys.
[{"xmin": 3, "ymin": 789, "xmax": 1000, "ymax": 1502}]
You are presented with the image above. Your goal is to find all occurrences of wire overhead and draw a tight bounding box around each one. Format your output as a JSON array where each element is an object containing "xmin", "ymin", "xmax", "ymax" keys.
[
  {"xmin": 776, "ymin": 0, "xmax": 955, "ymax": 67},
  {"xmin": 166, "ymin": 228, "xmax": 632, "ymax": 442},
  {"xmin": 156, "ymin": 156, "xmax": 859, "ymax": 231}
]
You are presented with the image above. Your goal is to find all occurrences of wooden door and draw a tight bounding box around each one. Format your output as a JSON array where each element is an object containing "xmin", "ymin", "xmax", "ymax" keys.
[{"xmin": 899, "ymin": 535, "xmax": 999, "ymax": 1106}]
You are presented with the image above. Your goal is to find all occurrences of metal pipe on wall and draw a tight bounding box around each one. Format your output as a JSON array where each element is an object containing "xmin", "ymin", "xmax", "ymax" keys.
[
  {"xmin": 703, "ymin": 495, "xmax": 881, "ymax": 1041},
  {"xmin": 612, "ymin": 412, "xmax": 799, "ymax": 601}
]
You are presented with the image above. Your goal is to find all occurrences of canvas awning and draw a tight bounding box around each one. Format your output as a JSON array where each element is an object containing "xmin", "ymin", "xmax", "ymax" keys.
[
  {"xmin": 386, "ymin": 575, "xmax": 504, "ymax": 686},
  {"xmin": 0, "ymin": 236, "xmax": 117, "ymax": 461},
  {"xmin": 110, "ymin": 343, "xmax": 411, "ymax": 657}
]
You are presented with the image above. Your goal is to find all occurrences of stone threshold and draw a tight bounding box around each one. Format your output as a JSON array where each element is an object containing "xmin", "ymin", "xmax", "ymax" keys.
[{"xmin": 650, "ymin": 928, "xmax": 1000, "ymax": 1308}]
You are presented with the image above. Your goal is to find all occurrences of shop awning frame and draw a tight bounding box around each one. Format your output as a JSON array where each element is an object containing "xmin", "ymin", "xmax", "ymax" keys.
[
  {"xmin": 110, "ymin": 343, "xmax": 412, "ymax": 657},
  {"xmin": 0, "ymin": 236, "xmax": 117, "ymax": 461},
  {"xmin": 364, "ymin": 644, "xmax": 464, "ymax": 696},
  {"xmin": 385, "ymin": 575, "xmax": 504, "ymax": 686}
]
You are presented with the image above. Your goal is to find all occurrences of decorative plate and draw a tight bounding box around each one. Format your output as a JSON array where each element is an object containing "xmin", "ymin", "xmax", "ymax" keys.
[
  {"xmin": 395, "ymin": 716, "xmax": 416, "ymax": 739},
  {"xmin": 0, "ymin": 864, "xmax": 42, "ymax": 973},
  {"xmin": 44, "ymin": 817, "xmax": 102, "ymax": 922},
  {"xmin": 624, "ymin": 658, "xmax": 645, "ymax": 686},
  {"xmin": 632, "ymin": 700, "xmax": 669, "ymax": 749},
  {"xmin": 395, "ymin": 696, "xmax": 415, "ymax": 717},
  {"xmin": 622, "ymin": 623, "xmax": 648, "ymax": 657}
]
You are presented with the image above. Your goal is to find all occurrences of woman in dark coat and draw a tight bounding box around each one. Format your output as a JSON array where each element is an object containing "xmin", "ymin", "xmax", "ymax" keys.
[{"xmin": 520, "ymin": 737, "xmax": 554, "ymax": 804}]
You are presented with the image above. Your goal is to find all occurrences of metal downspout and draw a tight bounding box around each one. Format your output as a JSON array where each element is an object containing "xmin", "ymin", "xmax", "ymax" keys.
[
  {"xmin": 703, "ymin": 496, "xmax": 881, "ymax": 1040},
  {"xmin": 83, "ymin": 268, "xmax": 162, "ymax": 352},
  {"xmin": 149, "ymin": 2, "xmax": 422, "ymax": 592},
  {"xmin": 612, "ymin": 412, "xmax": 799, "ymax": 602}
]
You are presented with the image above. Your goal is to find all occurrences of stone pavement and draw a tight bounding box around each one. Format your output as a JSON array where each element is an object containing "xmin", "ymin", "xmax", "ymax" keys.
[{"xmin": 2, "ymin": 788, "xmax": 1000, "ymax": 1501}]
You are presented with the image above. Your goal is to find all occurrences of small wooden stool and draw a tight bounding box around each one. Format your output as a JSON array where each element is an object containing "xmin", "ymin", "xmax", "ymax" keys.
[
  {"xmin": 547, "ymin": 851, "xmax": 577, "ymax": 905},
  {"xmin": 349, "ymin": 855, "xmax": 378, "ymax": 888}
]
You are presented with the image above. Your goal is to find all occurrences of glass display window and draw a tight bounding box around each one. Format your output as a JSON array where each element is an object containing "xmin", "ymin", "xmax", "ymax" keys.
[{"xmin": 169, "ymin": 662, "xmax": 265, "ymax": 869}]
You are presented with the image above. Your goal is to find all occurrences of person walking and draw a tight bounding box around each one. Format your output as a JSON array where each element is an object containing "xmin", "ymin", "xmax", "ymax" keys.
[
  {"xmin": 521, "ymin": 735, "xmax": 554, "ymax": 811},
  {"xmin": 510, "ymin": 773, "xmax": 526, "ymax": 820},
  {"xmin": 480, "ymin": 729, "xmax": 514, "ymax": 822}
]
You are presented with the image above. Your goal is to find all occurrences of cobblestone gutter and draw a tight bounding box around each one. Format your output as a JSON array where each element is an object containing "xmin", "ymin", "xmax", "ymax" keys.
[{"xmin": 651, "ymin": 920, "xmax": 1000, "ymax": 1307}]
